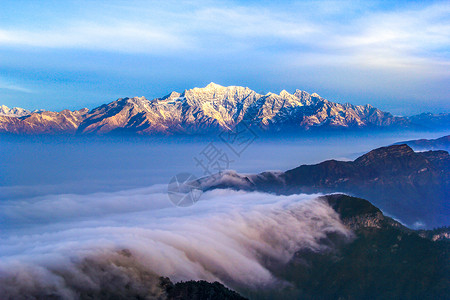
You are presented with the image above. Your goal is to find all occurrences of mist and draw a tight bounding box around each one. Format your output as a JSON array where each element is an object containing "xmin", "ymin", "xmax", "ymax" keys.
[
  {"xmin": 0, "ymin": 187, "xmax": 353, "ymax": 299},
  {"xmin": 1, "ymin": 130, "xmax": 446, "ymax": 201}
]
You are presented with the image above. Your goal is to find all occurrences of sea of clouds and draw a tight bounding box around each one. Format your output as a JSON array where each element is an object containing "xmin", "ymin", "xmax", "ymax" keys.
[{"xmin": 0, "ymin": 185, "xmax": 353, "ymax": 299}]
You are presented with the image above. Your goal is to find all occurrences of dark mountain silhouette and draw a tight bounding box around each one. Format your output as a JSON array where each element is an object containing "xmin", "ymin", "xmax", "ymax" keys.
[
  {"xmin": 199, "ymin": 144, "xmax": 450, "ymax": 228},
  {"xmin": 263, "ymin": 194, "xmax": 450, "ymax": 300},
  {"xmin": 162, "ymin": 278, "xmax": 248, "ymax": 300}
]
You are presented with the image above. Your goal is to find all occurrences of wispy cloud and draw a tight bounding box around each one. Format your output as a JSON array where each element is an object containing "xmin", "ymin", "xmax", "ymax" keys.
[
  {"xmin": 0, "ymin": 1, "xmax": 448, "ymax": 71},
  {"xmin": 0, "ymin": 23, "xmax": 189, "ymax": 54},
  {"xmin": 0, "ymin": 0, "xmax": 448, "ymax": 113},
  {"xmin": 0, "ymin": 78, "xmax": 33, "ymax": 93},
  {"xmin": 331, "ymin": 3, "xmax": 450, "ymax": 70}
]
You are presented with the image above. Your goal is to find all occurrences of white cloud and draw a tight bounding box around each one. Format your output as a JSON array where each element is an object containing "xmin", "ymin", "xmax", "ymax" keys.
[
  {"xmin": 330, "ymin": 3, "xmax": 450, "ymax": 70},
  {"xmin": 0, "ymin": 0, "xmax": 448, "ymax": 73},
  {"xmin": 0, "ymin": 0, "xmax": 448, "ymax": 112},
  {"xmin": 0, "ymin": 78, "xmax": 33, "ymax": 93},
  {"xmin": 0, "ymin": 22, "xmax": 189, "ymax": 54},
  {"xmin": 0, "ymin": 187, "xmax": 353, "ymax": 298}
]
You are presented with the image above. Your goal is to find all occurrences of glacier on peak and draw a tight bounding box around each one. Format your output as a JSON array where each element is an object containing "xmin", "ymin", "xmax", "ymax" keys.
[
  {"xmin": 1, "ymin": 83, "xmax": 446, "ymax": 135},
  {"xmin": 0, "ymin": 105, "xmax": 32, "ymax": 117}
]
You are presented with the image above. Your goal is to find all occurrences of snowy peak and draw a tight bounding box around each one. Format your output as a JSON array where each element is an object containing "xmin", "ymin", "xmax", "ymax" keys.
[
  {"xmin": 0, "ymin": 105, "xmax": 31, "ymax": 117},
  {"xmin": 159, "ymin": 91, "xmax": 182, "ymax": 101},
  {"xmin": 279, "ymin": 90, "xmax": 293, "ymax": 98},
  {"xmin": 205, "ymin": 82, "xmax": 223, "ymax": 89},
  {"xmin": 0, "ymin": 83, "xmax": 448, "ymax": 135}
]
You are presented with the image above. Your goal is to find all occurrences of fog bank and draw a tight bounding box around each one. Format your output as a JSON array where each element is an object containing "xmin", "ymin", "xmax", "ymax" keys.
[{"xmin": 0, "ymin": 187, "xmax": 353, "ymax": 298}]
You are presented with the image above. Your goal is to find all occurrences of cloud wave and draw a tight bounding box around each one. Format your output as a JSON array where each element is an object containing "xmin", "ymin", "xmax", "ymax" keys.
[{"xmin": 0, "ymin": 187, "xmax": 353, "ymax": 298}]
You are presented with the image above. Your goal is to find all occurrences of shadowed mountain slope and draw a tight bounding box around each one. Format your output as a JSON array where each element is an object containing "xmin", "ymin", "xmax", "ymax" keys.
[
  {"xmin": 198, "ymin": 144, "xmax": 450, "ymax": 228},
  {"xmin": 266, "ymin": 194, "xmax": 450, "ymax": 300}
]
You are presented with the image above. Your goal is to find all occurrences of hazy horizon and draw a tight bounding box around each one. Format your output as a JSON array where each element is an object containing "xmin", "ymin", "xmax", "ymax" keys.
[{"xmin": 1, "ymin": 130, "xmax": 447, "ymax": 200}]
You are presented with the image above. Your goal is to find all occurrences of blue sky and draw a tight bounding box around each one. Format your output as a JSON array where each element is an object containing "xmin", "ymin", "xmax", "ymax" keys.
[{"xmin": 0, "ymin": 0, "xmax": 449, "ymax": 115}]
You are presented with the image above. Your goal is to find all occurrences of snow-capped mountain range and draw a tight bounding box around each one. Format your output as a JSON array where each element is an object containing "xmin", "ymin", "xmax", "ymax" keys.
[
  {"xmin": 0, "ymin": 105, "xmax": 31, "ymax": 117},
  {"xmin": 0, "ymin": 83, "xmax": 448, "ymax": 135}
]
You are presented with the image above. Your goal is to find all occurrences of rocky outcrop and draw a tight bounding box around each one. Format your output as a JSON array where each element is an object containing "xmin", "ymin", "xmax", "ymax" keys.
[
  {"xmin": 322, "ymin": 194, "xmax": 386, "ymax": 230},
  {"xmin": 418, "ymin": 227, "xmax": 450, "ymax": 241}
]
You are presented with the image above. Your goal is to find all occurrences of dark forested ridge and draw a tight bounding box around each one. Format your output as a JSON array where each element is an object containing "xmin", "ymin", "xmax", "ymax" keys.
[{"xmin": 199, "ymin": 144, "xmax": 450, "ymax": 228}]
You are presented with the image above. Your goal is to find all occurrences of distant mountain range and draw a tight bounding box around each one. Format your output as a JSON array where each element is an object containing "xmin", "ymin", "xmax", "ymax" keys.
[
  {"xmin": 0, "ymin": 105, "xmax": 35, "ymax": 117},
  {"xmin": 396, "ymin": 135, "xmax": 450, "ymax": 151},
  {"xmin": 198, "ymin": 144, "xmax": 450, "ymax": 228},
  {"xmin": 1, "ymin": 83, "xmax": 449, "ymax": 135}
]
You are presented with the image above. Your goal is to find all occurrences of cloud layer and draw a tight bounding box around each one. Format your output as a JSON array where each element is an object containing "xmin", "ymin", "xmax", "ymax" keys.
[{"xmin": 0, "ymin": 187, "xmax": 352, "ymax": 298}]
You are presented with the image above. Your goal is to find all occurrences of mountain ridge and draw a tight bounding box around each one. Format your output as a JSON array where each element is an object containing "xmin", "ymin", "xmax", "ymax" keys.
[
  {"xmin": 1, "ymin": 83, "xmax": 449, "ymax": 135},
  {"xmin": 197, "ymin": 144, "xmax": 450, "ymax": 228},
  {"xmin": 274, "ymin": 194, "xmax": 450, "ymax": 300},
  {"xmin": 395, "ymin": 135, "xmax": 450, "ymax": 151}
]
